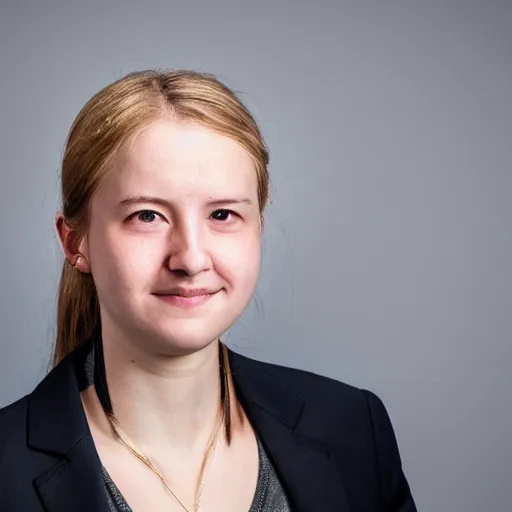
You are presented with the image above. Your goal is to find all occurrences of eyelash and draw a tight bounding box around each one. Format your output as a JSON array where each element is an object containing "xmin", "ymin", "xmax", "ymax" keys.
[{"xmin": 126, "ymin": 209, "xmax": 237, "ymax": 223}]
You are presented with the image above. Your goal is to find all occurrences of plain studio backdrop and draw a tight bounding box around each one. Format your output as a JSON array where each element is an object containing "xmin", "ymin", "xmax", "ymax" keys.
[{"xmin": 1, "ymin": 1, "xmax": 511, "ymax": 511}]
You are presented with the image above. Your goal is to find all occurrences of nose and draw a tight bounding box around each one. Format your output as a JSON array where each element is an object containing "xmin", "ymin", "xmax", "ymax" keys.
[{"xmin": 167, "ymin": 218, "xmax": 212, "ymax": 277}]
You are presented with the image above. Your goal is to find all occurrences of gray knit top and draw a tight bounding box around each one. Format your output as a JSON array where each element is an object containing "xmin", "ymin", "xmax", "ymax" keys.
[{"xmin": 102, "ymin": 436, "xmax": 291, "ymax": 511}]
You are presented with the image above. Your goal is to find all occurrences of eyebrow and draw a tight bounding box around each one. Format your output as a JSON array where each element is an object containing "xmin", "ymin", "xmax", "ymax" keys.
[{"xmin": 119, "ymin": 196, "xmax": 253, "ymax": 208}]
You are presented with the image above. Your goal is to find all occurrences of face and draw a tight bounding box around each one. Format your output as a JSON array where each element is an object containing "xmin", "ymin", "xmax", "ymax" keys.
[{"xmin": 80, "ymin": 119, "xmax": 262, "ymax": 355}]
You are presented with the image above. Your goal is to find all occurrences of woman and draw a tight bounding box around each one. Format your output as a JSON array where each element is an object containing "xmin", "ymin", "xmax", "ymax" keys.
[{"xmin": 0, "ymin": 70, "xmax": 416, "ymax": 511}]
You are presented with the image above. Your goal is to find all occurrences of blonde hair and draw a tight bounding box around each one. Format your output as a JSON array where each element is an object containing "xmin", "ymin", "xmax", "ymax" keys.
[{"xmin": 54, "ymin": 70, "xmax": 270, "ymax": 440}]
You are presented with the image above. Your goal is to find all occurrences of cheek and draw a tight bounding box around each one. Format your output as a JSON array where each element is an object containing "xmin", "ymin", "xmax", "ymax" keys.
[
  {"xmin": 214, "ymin": 231, "xmax": 261, "ymax": 289},
  {"xmin": 88, "ymin": 224, "xmax": 161, "ymax": 297}
]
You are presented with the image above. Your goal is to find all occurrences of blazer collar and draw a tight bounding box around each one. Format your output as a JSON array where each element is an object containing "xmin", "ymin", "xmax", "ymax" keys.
[{"xmin": 27, "ymin": 342, "xmax": 353, "ymax": 512}]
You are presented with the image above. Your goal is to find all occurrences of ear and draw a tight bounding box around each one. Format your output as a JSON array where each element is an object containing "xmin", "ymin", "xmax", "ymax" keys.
[{"xmin": 55, "ymin": 212, "xmax": 91, "ymax": 273}]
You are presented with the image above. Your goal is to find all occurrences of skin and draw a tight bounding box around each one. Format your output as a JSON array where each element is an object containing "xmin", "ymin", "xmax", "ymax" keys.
[{"xmin": 56, "ymin": 119, "xmax": 263, "ymax": 511}]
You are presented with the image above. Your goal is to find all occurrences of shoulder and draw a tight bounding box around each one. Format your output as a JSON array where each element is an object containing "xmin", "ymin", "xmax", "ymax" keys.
[
  {"xmin": 0, "ymin": 392, "xmax": 65, "ymax": 512},
  {"xmin": 0, "ymin": 395, "xmax": 34, "ymax": 477},
  {"xmin": 0, "ymin": 396, "xmax": 31, "ymax": 490},
  {"xmin": 230, "ymin": 350, "xmax": 390, "ymax": 438},
  {"xmin": 0, "ymin": 394, "xmax": 29, "ymax": 442},
  {"xmin": 231, "ymin": 350, "xmax": 377, "ymax": 407}
]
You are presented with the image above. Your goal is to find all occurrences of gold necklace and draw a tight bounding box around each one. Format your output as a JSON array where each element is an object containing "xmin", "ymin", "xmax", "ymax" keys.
[{"xmin": 108, "ymin": 410, "xmax": 224, "ymax": 512}]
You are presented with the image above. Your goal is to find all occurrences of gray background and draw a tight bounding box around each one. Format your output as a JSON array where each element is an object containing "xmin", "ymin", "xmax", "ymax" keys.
[{"xmin": 1, "ymin": 1, "xmax": 511, "ymax": 510}]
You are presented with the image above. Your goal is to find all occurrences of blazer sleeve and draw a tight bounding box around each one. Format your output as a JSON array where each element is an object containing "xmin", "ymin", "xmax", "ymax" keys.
[{"xmin": 363, "ymin": 390, "xmax": 417, "ymax": 512}]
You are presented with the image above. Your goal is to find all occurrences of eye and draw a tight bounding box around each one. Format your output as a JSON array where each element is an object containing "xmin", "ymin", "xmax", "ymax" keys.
[
  {"xmin": 127, "ymin": 210, "xmax": 162, "ymax": 223},
  {"xmin": 210, "ymin": 209, "xmax": 235, "ymax": 221}
]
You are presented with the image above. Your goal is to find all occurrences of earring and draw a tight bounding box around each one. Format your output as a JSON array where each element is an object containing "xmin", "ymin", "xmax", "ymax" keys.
[{"xmin": 73, "ymin": 255, "xmax": 89, "ymax": 273}]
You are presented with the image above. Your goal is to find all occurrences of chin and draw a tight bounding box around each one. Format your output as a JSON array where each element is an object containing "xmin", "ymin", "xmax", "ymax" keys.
[{"xmin": 142, "ymin": 323, "xmax": 227, "ymax": 356}]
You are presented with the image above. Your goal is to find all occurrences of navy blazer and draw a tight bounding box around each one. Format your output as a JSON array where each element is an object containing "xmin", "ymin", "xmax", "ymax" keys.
[{"xmin": 0, "ymin": 341, "xmax": 417, "ymax": 511}]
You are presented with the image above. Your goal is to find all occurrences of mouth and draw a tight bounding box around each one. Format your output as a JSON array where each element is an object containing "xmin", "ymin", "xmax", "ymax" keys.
[{"xmin": 152, "ymin": 288, "xmax": 221, "ymax": 308}]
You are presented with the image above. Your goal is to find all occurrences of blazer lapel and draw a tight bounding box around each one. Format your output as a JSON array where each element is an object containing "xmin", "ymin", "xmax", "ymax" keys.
[
  {"xmin": 34, "ymin": 436, "xmax": 110, "ymax": 512},
  {"xmin": 229, "ymin": 350, "xmax": 354, "ymax": 512},
  {"xmin": 28, "ymin": 342, "xmax": 110, "ymax": 512}
]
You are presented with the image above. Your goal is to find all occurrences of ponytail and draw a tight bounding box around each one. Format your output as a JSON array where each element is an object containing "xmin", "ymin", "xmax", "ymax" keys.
[{"xmin": 53, "ymin": 260, "xmax": 100, "ymax": 366}]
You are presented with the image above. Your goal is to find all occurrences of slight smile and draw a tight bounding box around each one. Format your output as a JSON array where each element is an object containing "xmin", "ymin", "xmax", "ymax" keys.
[{"xmin": 152, "ymin": 289, "xmax": 221, "ymax": 308}]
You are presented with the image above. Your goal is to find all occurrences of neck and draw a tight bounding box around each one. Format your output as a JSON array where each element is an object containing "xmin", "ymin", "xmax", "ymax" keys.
[{"xmin": 96, "ymin": 333, "xmax": 224, "ymax": 456}]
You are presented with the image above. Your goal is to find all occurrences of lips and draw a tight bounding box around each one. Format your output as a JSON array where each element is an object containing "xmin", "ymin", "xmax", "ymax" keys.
[
  {"xmin": 152, "ymin": 288, "xmax": 221, "ymax": 308},
  {"xmin": 153, "ymin": 288, "xmax": 219, "ymax": 298}
]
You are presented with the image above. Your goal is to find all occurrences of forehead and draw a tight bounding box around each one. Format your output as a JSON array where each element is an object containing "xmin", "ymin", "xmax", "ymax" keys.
[{"xmin": 98, "ymin": 119, "xmax": 258, "ymax": 202}]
